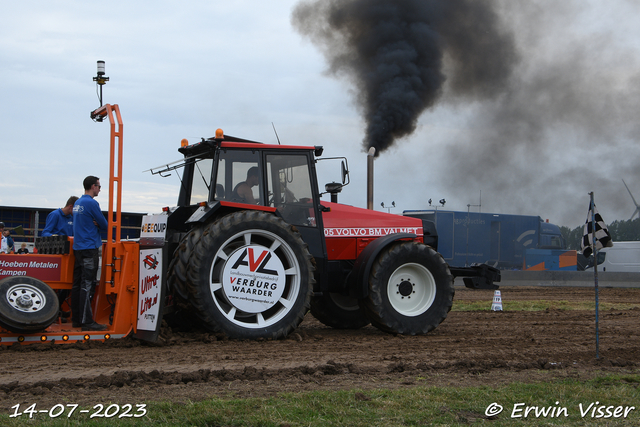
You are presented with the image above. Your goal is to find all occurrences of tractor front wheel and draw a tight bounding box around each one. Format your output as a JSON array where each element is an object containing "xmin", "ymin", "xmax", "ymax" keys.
[{"xmin": 360, "ymin": 242, "xmax": 454, "ymax": 335}]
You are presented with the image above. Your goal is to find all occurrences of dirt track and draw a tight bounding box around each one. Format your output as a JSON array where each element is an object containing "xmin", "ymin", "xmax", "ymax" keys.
[{"xmin": 1, "ymin": 286, "xmax": 639, "ymax": 411}]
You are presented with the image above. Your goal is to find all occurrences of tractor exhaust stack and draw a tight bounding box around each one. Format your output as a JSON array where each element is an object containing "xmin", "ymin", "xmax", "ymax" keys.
[{"xmin": 367, "ymin": 147, "xmax": 375, "ymax": 210}]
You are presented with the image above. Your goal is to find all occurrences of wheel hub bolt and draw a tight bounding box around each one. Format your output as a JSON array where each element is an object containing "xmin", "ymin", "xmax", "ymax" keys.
[
  {"xmin": 16, "ymin": 294, "xmax": 33, "ymax": 309},
  {"xmin": 397, "ymin": 279, "xmax": 413, "ymax": 298}
]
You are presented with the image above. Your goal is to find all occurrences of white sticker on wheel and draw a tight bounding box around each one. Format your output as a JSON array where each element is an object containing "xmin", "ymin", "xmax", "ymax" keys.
[{"xmin": 222, "ymin": 245, "xmax": 286, "ymax": 313}]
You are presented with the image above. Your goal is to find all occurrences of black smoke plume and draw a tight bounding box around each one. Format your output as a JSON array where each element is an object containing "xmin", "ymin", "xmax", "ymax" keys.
[
  {"xmin": 292, "ymin": 0, "xmax": 518, "ymax": 155},
  {"xmin": 439, "ymin": 0, "xmax": 640, "ymax": 226}
]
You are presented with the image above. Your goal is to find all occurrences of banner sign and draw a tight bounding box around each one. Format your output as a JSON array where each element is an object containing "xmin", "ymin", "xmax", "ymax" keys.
[
  {"xmin": 137, "ymin": 248, "xmax": 163, "ymax": 331},
  {"xmin": 0, "ymin": 255, "xmax": 62, "ymax": 281}
]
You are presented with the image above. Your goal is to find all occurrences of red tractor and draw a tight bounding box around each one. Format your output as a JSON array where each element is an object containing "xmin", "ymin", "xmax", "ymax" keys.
[
  {"xmin": 154, "ymin": 128, "xmax": 499, "ymax": 340},
  {"xmin": 0, "ymin": 105, "xmax": 498, "ymax": 344}
]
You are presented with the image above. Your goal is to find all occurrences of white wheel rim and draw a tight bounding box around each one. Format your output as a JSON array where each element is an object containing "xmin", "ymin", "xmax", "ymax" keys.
[
  {"xmin": 6, "ymin": 284, "xmax": 48, "ymax": 313},
  {"xmin": 386, "ymin": 263, "xmax": 436, "ymax": 317},
  {"xmin": 209, "ymin": 229, "xmax": 302, "ymax": 329}
]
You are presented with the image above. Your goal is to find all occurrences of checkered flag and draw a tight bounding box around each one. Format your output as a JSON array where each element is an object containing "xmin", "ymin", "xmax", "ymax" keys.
[{"xmin": 581, "ymin": 201, "xmax": 613, "ymax": 257}]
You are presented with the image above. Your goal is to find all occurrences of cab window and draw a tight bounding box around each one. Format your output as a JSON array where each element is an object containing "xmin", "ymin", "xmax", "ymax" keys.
[
  {"xmin": 189, "ymin": 158, "xmax": 214, "ymax": 204},
  {"xmin": 215, "ymin": 150, "xmax": 262, "ymax": 205},
  {"xmin": 266, "ymin": 154, "xmax": 316, "ymax": 227}
]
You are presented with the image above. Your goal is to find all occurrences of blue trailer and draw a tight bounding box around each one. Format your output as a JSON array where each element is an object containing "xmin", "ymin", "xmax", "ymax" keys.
[{"xmin": 403, "ymin": 210, "xmax": 570, "ymax": 270}]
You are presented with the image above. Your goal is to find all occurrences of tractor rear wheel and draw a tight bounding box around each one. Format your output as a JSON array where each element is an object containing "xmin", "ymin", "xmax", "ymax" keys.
[
  {"xmin": 360, "ymin": 242, "xmax": 454, "ymax": 335},
  {"xmin": 168, "ymin": 226, "xmax": 204, "ymax": 302},
  {"xmin": 310, "ymin": 292, "xmax": 370, "ymax": 329},
  {"xmin": 186, "ymin": 210, "xmax": 314, "ymax": 339},
  {"xmin": 0, "ymin": 276, "xmax": 59, "ymax": 334}
]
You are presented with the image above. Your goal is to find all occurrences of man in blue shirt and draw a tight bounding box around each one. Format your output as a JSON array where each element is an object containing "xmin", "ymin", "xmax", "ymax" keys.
[
  {"xmin": 42, "ymin": 196, "xmax": 78, "ymax": 236},
  {"xmin": 43, "ymin": 196, "xmax": 79, "ymax": 320},
  {"xmin": 71, "ymin": 176, "xmax": 109, "ymax": 331}
]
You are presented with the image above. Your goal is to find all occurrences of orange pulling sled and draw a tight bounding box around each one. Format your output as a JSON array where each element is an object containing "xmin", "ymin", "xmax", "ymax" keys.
[{"xmin": 0, "ymin": 105, "xmax": 152, "ymax": 345}]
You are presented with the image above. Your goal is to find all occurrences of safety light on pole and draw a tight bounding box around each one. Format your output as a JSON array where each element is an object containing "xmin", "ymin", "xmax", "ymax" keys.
[{"xmin": 91, "ymin": 60, "xmax": 110, "ymax": 122}]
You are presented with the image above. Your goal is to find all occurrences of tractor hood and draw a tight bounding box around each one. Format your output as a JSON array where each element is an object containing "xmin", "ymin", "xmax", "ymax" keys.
[{"xmin": 321, "ymin": 202, "xmax": 423, "ymax": 238}]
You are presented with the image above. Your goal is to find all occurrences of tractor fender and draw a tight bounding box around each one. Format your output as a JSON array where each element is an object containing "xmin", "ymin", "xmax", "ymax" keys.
[
  {"xmin": 185, "ymin": 201, "xmax": 223, "ymax": 224},
  {"xmin": 186, "ymin": 201, "xmax": 278, "ymax": 225},
  {"xmin": 348, "ymin": 233, "xmax": 417, "ymax": 299}
]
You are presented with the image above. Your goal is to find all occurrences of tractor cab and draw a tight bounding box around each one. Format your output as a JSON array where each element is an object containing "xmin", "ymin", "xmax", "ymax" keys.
[{"xmin": 159, "ymin": 131, "xmax": 325, "ymax": 229}]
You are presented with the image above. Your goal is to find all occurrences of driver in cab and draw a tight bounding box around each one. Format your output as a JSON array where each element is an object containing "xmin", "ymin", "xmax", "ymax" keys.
[{"xmin": 232, "ymin": 167, "xmax": 260, "ymax": 204}]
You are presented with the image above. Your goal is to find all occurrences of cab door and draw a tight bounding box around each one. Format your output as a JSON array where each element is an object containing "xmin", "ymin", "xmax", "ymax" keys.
[{"xmin": 264, "ymin": 151, "xmax": 328, "ymax": 287}]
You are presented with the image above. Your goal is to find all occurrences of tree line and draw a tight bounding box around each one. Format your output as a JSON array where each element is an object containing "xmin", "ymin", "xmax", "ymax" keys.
[{"xmin": 560, "ymin": 218, "xmax": 640, "ymax": 251}]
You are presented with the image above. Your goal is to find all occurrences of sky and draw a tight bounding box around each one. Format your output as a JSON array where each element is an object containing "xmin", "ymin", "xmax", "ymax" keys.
[{"xmin": 1, "ymin": 0, "xmax": 639, "ymax": 228}]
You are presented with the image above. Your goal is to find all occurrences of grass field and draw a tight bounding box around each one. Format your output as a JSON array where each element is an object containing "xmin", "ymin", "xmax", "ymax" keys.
[{"xmin": 2, "ymin": 373, "xmax": 638, "ymax": 426}]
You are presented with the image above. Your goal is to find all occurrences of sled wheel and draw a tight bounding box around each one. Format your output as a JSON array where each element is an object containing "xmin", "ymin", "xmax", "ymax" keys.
[
  {"xmin": 186, "ymin": 210, "xmax": 314, "ymax": 339},
  {"xmin": 310, "ymin": 292, "xmax": 370, "ymax": 329},
  {"xmin": 0, "ymin": 276, "xmax": 59, "ymax": 334},
  {"xmin": 360, "ymin": 242, "xmax": 454, "ymax": 335},
  {"xmin": 168, "ymin": 226, "xmax": 204, "ymax": 302}
]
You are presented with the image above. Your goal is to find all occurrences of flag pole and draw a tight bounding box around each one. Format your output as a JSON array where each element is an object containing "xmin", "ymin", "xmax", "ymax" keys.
[{"xmin": 589, "ymin": 192, "xmax": 600, "ymax": 360}]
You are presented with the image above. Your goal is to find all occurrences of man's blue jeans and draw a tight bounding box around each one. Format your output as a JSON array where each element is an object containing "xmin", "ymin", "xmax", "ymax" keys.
[{"xmin": 71, "ymin": 248, "xmax": 99, "ymax": 325}]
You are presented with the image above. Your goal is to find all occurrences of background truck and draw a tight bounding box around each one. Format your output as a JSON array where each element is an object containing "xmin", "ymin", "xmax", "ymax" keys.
[
  {"xmin": 584, "ymin": 241, "xmax": 640, "ymax": 272},
  {"xmin": 403, "ymin": 210, "xmax": 574, "ymax": 270},
  {"xmin": 0, "ymin": 104, "xmax": 499, "ymax": 345}
]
